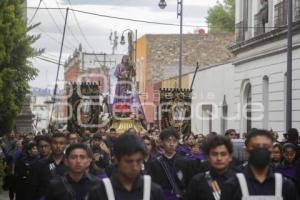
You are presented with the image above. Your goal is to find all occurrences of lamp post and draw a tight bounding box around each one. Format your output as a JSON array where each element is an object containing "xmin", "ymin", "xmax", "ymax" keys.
[
  {"xmin": 120, "ymin": 29, "xmax": 138, "ymax": 65},
  {"xmin": 286, "ymin": 0, "xmax": 293, "ymax": 131},
  {"xmin": 159, "ymin": 0, "xmax": 183, "ymax": 89}
]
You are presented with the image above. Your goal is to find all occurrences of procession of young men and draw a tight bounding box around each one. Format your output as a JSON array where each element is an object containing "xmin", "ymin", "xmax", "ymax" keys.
[{"xmin": 1, "ymin": 127, "xmax": 300, "ymax": 200}]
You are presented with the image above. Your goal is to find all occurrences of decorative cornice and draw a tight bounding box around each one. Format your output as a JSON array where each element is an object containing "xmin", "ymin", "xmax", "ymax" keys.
[{"xmin": 227, "ymin": 20, "xmax": 300, "ymax": 55}]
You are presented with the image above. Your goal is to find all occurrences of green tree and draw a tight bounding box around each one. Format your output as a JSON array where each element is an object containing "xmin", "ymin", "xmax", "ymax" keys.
[
  {"xmin": 0, "ymin": 0, "xmax": 39, "ymax": 135},
  {"xmin": 206, "ymin": 0, "xmax": 235, "ymax": 33}
]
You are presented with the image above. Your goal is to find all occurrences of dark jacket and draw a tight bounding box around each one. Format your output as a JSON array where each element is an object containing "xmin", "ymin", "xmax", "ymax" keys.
[
  {"xmin": 186, "ymin": 169, "xmax": 236, "ymax": 200},
  {"xmin": 221, "ymin": 166, "xmax": 300, "ymax": 200},
  {"xmin": 32, "ymin": 156, "xmax": 67, "ymax": 200},
  {"xmin": 147, "ymin": 154, "xmax": 198, "ymax": 199},
  {"xmin": 87, "ymin": 174, "xmax": 165, "ymax": 200},
  {"xmin": 92, "ymin": 146, "xmax": 110, "ymax": 169},
  {"xmin": 45, "ymin": 173, "xmax": 100, "ymax": 200},
  {"xmin": 15, "ymin": 154, "xmax": 39, "ymax": 200}
]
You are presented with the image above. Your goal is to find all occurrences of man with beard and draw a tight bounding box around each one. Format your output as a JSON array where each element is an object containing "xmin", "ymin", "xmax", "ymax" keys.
[
  {"xmin": 87, "ymin": 133, "xmax": 165, "ymax": 200},
  {"xmin": 221, "ymin": 129, "xmax": 299, "ymax": 200}
]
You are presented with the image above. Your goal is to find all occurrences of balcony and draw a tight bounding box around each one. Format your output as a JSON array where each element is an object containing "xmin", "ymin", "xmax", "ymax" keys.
[
  {"xmin": 235, "ymin": 21, "xmax": 246, "ymax": 43},
  {"xmin": 254, "ymin": 12, "xmax": 264, "ymax": 36},
  {"xmin": 296, "ymin": 0, "xmax": 300, "ymax": 21},
  {"xmin": 274, "ymin": 0, "xmax": 288, "ymax": 28}
]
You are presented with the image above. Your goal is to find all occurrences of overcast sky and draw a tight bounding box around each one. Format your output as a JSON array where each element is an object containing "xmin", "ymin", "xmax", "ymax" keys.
[{"xmin": 27, "ymin": 0, "xmax": 218, "ymax": 88}]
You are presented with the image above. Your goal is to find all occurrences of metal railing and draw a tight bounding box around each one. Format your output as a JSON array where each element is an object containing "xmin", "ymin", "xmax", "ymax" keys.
[
  {"xmin": 236, "ymin": 21, "xmax": 246, "ymax": 43},
  {"xmin": 274, "ymin": 0, "xmax": 288, "ymax": 27},
  {"xmin": 254, "ymin": 12, "xmax": 265, "ymax": 36}
]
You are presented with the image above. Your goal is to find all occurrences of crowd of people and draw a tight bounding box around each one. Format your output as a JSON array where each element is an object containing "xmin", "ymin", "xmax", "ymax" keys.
[{"xmin": 0, "ymin": 126, "xmax": 300, "ymax": 200}]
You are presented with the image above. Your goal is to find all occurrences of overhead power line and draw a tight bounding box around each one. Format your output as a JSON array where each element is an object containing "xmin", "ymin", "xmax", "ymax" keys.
[
  {"xmin": 36, "ymin": 56, "xmax": 64, "ymax": 66},
  {"xmin": 67, "ymin": 0, "xmax": 95, "ymax": 51},
  {"xmin": 41, "ymin": 54, "xmax": 66, "ymax": 63},
  {"xmin": 66, "ymin": 0, "xmax": 107, "ymax": 67},
  {"xmin": 54, "ymin": 0, "xmax": 82, "ymax": 46},
  {"xmin": 41, "ymin": 2, "xmax": 77, "ymax": 49},
  {"xmin": 27, "ymin": 6, "xmax": 286, "ymax": 30},
  {"xmin": 36, "ymin": 26, "xmax": 74, "ymax": 51},
  {"xmin": 26, "ymin": 6, "xmax": 206, "ymax": 28},
  {"xmin": 28, "ymin": 0, "xmax": 43, "ymax": 25},
  {"xmin": 71, "ymin": 8, "xmax": 203, "ymax": 28}
]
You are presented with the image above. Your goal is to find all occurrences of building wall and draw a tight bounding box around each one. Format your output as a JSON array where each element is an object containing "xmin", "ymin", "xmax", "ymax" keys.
[
  {"xmin": 232, "ymin": 0, "xmax": 300, "ymax": 136},
  {"xmin": 190, "ymin": 63, "xmax": 236, "ymax": 135},
  {"xmin": 233, "ymin": 45, "xmax": 300, "ymax": 135},
  {"xmin": 64, "ymin": 62, "xmax": 81, "ymax": 82},
  {"xmin": 161, "ymin": 75, "xmax": 190, "ymax": 89},
  {"xmin": 146, "ymin": 34, "xmax": 234, "ymax": 84},
  {"xmin": 143, "ymin": 83, "xmax": 161, "ymax": 125},
  {"xmin": 135, "ymin": 33, "xmax": 234, "ymax": 127},
  {"xmin": 136, "ymin": 35, "xmax": 148, "ymax": 100}
]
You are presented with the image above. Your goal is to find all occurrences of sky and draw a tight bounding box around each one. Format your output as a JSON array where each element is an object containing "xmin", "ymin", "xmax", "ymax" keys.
[{"xmin": 27, "ymin": 0, "xmax": 218, "ymax": 89}]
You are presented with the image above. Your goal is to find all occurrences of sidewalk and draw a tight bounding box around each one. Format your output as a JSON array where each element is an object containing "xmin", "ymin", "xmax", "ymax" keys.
[{"xmin": 0, "ymin": 191, "xmax": 9, "ymax": 200}]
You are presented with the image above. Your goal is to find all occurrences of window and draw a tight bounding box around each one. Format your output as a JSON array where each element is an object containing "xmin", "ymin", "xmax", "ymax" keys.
[
  {"xmin": 221, "ymin": 96, "xmax": 228, "ymax": 134},
  {"xmin": 202, "ymin": 104, "xmax": 212, "ymax": 134},
  {"xmin": 241, "ymin": 80, "xmax": 252, "ymax": 133},
  {"xmin": 263, "ymin": 76, "xmax": 269, "ymax": 129}
]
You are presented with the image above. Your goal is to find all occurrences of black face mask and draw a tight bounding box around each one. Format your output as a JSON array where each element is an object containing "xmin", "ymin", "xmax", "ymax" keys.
[{"xmin": 248, "ymin": 148, "xmax": 271, "ymax": 169}]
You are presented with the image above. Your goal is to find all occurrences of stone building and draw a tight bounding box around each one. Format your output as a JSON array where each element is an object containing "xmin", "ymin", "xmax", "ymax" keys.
[
  {"xmin": 189, "ymin": 0, "xmax": 300, "ymax": 137},
  {"xmin": 135, "ymin": 33, "xmax": 234, "ymax": 127}
]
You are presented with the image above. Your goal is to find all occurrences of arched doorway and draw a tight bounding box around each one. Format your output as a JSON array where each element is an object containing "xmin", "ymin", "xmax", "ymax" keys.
[{"xmin": 241, "ymin": 80, "xmax": 252, "ymax": 134}]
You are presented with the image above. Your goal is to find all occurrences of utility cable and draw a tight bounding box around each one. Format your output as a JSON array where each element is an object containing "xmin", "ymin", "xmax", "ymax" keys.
[
  {"xmin": 67, "ymin": 0, "xmax": 95, "ymax": 51},
  {"xmin": 55, "ymin": 0, "xmax": 82, "ymax": 46},
  {"xmin": 36, "ymin": 26, "xmax": 75, "ymax": 51},
  {"xmin": 41, "ymin": 1, "xmax": 77, "ymax": 49},
  {"xmin": 27, "ymin": 6, "xmax": 289, "ymax": 30},
  {"xmin": 28, "ymin": 0, "xmax": 43, "ymax": 25},
  {"xmin": 26, "ymin": 6, "xmax": 207, "ymax": 28}
]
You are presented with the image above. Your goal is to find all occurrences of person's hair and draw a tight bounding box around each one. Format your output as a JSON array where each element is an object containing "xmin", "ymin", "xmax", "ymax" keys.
[
  {"xmin": 65, "ymin": 143, "xmax": 93, "ymax": 159},
  {"xmin": 25, "ymin": 141, "xmax": 37, "ymax": 152},
  {"xmin": 142, "ymin": 135, "xmax": 151, "ymax": 141},
  {"xmin": 225, "ymin": 129, "xmax": 236, "ymax": 136},
  {"xmin": 92, "ymin": 133, "xmax": 103, "ymax": 140},
  {"xmin": 142, "ymin": 135, "xmax": 158, "ymax": 152},
  {"xmin": 159, "ymin": 128, "xmax": 179, "ymax": 141},
  {"xmin": 183, "ymin": 133, "xmax": 195, "ymax": 142},
  {"xmin": 272, "ymin": 143, "xmax": 282, "ymax": 152},
  {"xmin": 287, "ymin": 128, "xmax": 299, "ymax": 142},
  {"xmin": 113, "ymin": 133, "xmax": 147, "ymax": 159},
  {"xmin": 36, "ymin": 135, "xmax": 51, "ymax": 145},
  {"xmin": 67, "ymin": 132, "xmax": 78, "ymax": 139},
  {"xmin": 203, "ymin": 135, "xmax": 233, "ymax": 155},
  {"xmin": 121, "ymin": 55, "xmax": 129, "ymax": 64},
  {"xmin": 245, "ymin": 128, "xmax": 274, "ymax": 147},
  {"xmin": 110, "ymin": 128, "xmax": 116, "ymax": 132},
  {"xmin": 282, "ymin": 143, "xmax": 296, "ymax": 152},
  {"xmin": 51, "ymin": 132, "xmax": 66, "ymax": 142}
]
